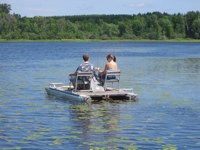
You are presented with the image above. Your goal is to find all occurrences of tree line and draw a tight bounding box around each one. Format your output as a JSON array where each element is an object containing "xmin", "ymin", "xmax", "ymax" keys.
[{"xmin": 0, "ymin": 3, "xmax": 200, "ymax": 40}]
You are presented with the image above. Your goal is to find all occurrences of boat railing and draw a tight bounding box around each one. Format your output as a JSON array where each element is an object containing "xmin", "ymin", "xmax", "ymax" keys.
[{"xmin": 49, "ymin": 83, "xmax": 64, "ymax": 89}]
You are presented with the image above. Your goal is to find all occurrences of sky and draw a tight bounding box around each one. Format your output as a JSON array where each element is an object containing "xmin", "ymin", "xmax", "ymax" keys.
[{"xmin": 0, "ymin": 0, "xmax": 200, "ymax": 17}]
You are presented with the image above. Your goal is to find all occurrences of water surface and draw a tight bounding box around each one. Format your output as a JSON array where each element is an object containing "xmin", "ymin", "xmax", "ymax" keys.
[{"xmin": 0, "ymin": 42, "xmax": 200, "ymax": 149}]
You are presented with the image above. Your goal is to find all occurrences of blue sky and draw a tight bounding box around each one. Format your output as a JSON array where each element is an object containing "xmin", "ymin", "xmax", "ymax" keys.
[{"xmin": 1, "ymin": 0, "xmax": 200, "ymax": 17}]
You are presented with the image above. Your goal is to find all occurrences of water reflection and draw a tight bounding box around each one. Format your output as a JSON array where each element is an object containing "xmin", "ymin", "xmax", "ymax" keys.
[{"xmin": 68, "ymin": 102, "xmax": 127, "ymax": 149}]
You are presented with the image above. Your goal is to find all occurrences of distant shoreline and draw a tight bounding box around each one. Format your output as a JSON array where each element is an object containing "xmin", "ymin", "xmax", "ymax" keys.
[{"xmin": 0, "ymin": 39, "xmax": 200, "ymax": 42}]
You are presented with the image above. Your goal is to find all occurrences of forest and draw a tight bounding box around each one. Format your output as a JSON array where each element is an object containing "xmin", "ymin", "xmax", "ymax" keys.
[{"xmin": 0, "ymin": 3, "xmax": 200, "ymax": 40}]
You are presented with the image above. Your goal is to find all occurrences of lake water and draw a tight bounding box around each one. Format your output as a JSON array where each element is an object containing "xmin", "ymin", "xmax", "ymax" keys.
[{"xmin": 0, "ymin": 42, "xmax": 200, "ymax": 150}]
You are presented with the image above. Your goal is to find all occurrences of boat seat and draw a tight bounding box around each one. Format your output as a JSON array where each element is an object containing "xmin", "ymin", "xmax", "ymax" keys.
[
  {"xmin": 75, "ymin": 71, "xmax": 93, "ymax": 91},
  {"xmin": 102, "ymin": 69, "xmax": 121, "ymax": 91}
]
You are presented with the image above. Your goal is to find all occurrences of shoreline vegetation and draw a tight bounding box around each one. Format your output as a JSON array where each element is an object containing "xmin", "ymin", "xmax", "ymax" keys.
[
  {"xmin": 0, "ymin": 4, "xmax": 200, "ymax": 42},
  {"xmin": 0, "ymin": 39, "xmax": 199, "ymax": 42}
]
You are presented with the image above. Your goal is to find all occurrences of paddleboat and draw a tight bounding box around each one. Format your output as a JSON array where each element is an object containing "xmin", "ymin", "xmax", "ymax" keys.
[{"xmin": 45, "ymin": 70, "xmax": 138, "ymax": 104}]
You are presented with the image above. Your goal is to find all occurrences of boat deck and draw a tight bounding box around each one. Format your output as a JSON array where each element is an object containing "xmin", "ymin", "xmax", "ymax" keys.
[
  {"xmin": 73, "ymin": 88, "xmax": 137, "ymax": 100},
  {"xmin": 75, "ymin": 89, "xmax": 128, "ymax": 96},
  {"xmin": 56, "ymin": 86, "xmax": 136, "ymax": 100},
  {"xmin": 46, "ymin": 85, "xmax": 137, "ymax": 101}
]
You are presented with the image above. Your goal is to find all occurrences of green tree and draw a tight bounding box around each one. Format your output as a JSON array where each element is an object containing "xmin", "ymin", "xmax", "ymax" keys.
[
  {"xmin": 64, "ymin": 20, "xmax": 77, "ymax": 39},
  {"xmin": 145, "ymin": 14, "xmax": 162, "ymax": 39},
  {"xmin": 172, "ymin": 13, "xmax": 185, "ymax": 38},
  {"xmin": 185, "ymin": 11, "xmax": 200, "ymax": 38},
  {"xmin": 0, "ymin": 4, "xmax": 199, "ymax": 41},
  {"xmin": 0, "ymin": 3, "xmax": 11, "ymax": 14},
  {"xmin": 56, "ymin": 18, "xmax": 67, "ymax": 39},
  {"xmin": 118, "ymin": 20, "xmax": 134, "ymax": 39},
  {"xmin": 191, "ymin": 18, "xmax": 200, "ymax": 39},
  {"xmin": 132, "ymin": 16, "xmax": 146, "ymax": 37},
  {"xmin": 46, "ymin": 18, "xmax": 57, "ymax": 39},
  {"xmin": 78, "ymin": 19, "xmax": 99, "ymax": 39},
  {"xmin": 159, "ymin": 17, "xmax": 174, "ymax": 39},
  {"xmin": 97, "ymin": 19, "xmax": 119, "ymax": 40},
  {"xmin": 0, "ymin": 13, "xmax": 20, "ymax": 39}
]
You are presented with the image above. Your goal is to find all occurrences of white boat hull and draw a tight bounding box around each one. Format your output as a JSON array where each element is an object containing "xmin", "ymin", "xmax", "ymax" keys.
[{"xmin": 45, "ymin": 86, "xmax": 91, "ymax": 104}]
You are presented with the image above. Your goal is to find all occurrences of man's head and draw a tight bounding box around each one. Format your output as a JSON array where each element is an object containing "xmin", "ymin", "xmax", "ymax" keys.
[{"xmin": 83, "ymin": 54, "xmax": 89, "ymax": 62}]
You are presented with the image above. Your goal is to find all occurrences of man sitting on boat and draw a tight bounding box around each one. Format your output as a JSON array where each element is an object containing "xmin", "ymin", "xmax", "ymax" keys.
[{"xmin": 69, "ymin": 53, "xmax": 99, "ymax": 89}]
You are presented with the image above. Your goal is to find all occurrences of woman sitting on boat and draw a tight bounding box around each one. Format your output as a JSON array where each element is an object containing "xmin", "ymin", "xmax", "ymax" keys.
[{"xmin": 98, "ymin": 54, "xmax": 117, "ymax": 85}]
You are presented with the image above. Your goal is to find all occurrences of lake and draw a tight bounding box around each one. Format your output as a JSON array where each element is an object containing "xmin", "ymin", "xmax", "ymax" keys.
[{"xmin": 0, "ymin": 42, "xmax": 200, "ymax": 149}]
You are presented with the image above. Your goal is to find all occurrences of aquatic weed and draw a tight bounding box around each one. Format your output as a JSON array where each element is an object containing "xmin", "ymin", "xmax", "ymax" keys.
[
  {"xmin": 155, "ymin": 112, "xmax": 167, "ymax": 116},
  {"xmin": 106, "ymin": 138, "xmax": 128, "ymax": 143},
  {"xmin": 124, "ymin": 124, "xmax": 134, "ymax": 128},
  {"xmin": 152, "ymin": 137, "xmax": 163, "ymax": 144},
  {"xmin": 107, "ymin": 118, "xmax": 118, "ymax": 124},
  {"xmin": 158, "ymin": 93, "xmax": 172, "ymax": 100},
  {"xmin": 11, "ymin": 126, "xmax": 23, "ymax": 130},
  {"xmin": 153, "ymin": 102, "xmax": 167, "ymax": 105},
  {"xmin": 187, "ymin": 136, "xmax": 196, "ymax": 139},
  {"xmin": 122, "ymin": 114, "xmax": 134, "ymax": 120},
  {"xmin": 91, "ymin": 111, "xmax": 104, "ymax": 117},
  {"xmin": 15, "ymin": 111, "xmax": 22, "ymax": 115},
  {"xmin": 70, "ymin": 131, "xmax": 82, "ymax": 134},
  {"xmin": 124, "ymin": 144, "xmax": 138, "ymax": 150},
  {"xmin": 89, "ymin": 126, "xmax": 109, "ymax": 133},
  {"xmin": 78, "ymin": 116, "xmax": 88, "ymax": 120},
  {"xmin": 60, "ymin": 126, "xmax": 71, "ymax": 130},
  {"xmin": 48, "ymin": 139, "xmax": 62, "ymax": 146},
  {"xmin": 65, "ymin": 135, "xmax": 81, "ymax": 140},
  {"xmin": 23, "ymin": 132, "xmax": 44, "ymax": 140},
  {"xmin": 53, "ymin": 139, "xmax": 62, "ymax": 145},
  {"xmin": 70, "ymin": 104, "xmax": 90, "ymax": 111},
  {"xmin": 162, "ymin": 143, "xmax": 177, "ymax": 150},
  {"xmin": 25, "ymin": 102, "xmax": 36, "ymax": 107},
  {"xmin": 37, "ymin": 127, "xmax": 51, "ymax": 132},
  {"xmin": 83, "ymin": 141, "xmax": 95, "ymax": 146},
  {"xmin": 83, "ymin": 138, "xmax": 127, "ymax": 149},
  {"xmin": 136, "ymin": 137, "xmax": 149, "ymax": 141},
  {"xmin": 94, "ymin": 128, "xmax": 109, "ymax": 133},
  {"xmin": 25, "ymin": 119, "xmax": 34, "ymax": 123}
]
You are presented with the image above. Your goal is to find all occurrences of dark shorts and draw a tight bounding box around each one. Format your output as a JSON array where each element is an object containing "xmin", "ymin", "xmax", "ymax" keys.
[{"xmin": 101, "ymin": 74, "xmax": 116, "ymax": 80}]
